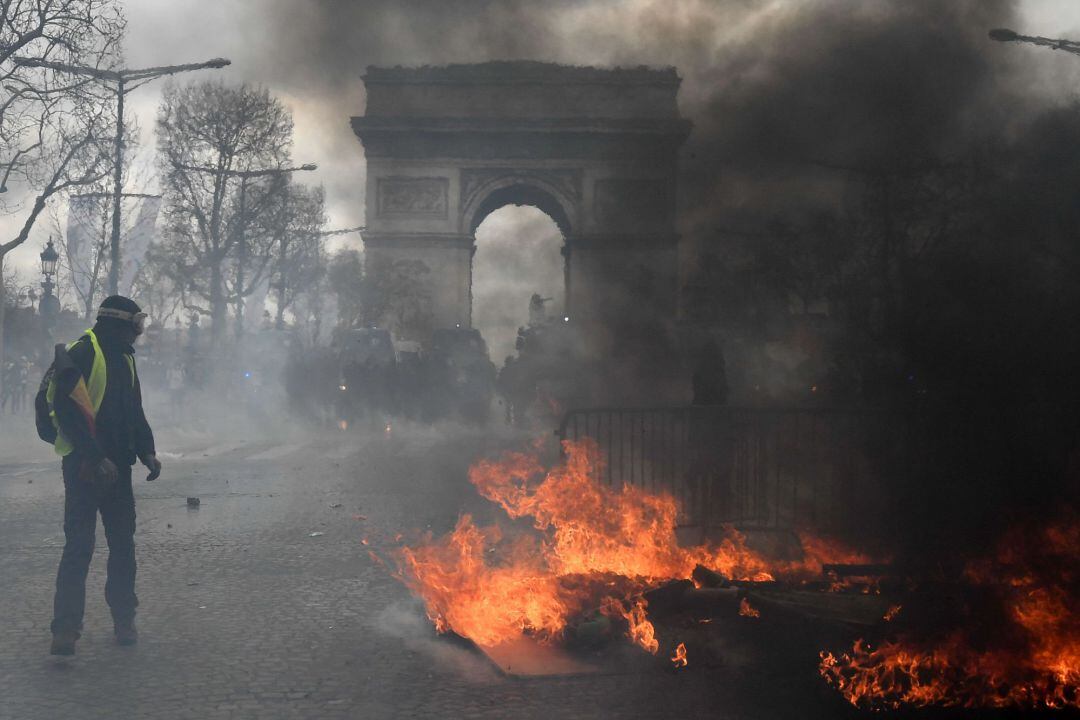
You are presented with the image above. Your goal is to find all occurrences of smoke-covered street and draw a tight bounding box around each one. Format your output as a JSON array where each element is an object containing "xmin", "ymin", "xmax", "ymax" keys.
[
  {"xmin": 0, "ymin": 423, "xmax": 856, "ymax": 720},
  {"xmin": 0, "ymin": 424, "xmax": 499, "ymax": 719},
  {"xmin": 4, "ymin": 0, "xmax": 1080, "ymax": 716}
]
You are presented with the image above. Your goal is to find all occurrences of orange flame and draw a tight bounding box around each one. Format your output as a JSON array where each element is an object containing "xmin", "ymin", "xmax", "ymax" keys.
[
  {"xmin": 394, "ymin": 439, "xmax": 870, "ymax": 652},
  {"xmin": 820, "ymin": 518, "xmax": 1079, "ymax": 709},
  {"xmin": 672, "ymin": 642, "xmax": 688, "ymax": 668},
  {"xmin": 739, "ymin": 597, "xmax": 761, "ymax": 618},
  {"xmin": 602, "ymin": 597, "xmax": 659, "ymax": 654}
]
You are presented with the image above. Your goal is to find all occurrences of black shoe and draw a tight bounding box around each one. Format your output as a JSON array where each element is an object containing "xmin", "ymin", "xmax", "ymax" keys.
[
  {"xmin": 114, "ymin": 621, "xmax": 138, "ymax": 646},
  {"xmin": 50, "ymin": 630, "xmax": 78, "ymax": 656}
]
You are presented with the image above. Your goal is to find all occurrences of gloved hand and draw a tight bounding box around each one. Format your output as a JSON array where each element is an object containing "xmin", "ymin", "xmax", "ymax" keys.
[
  {"xmin": 92, "ymin": 458, "xmax": 119, "ymax": 494},
  {"xmin": 142, "ymin": 453, "xmax": 162, "ymax": 482}
]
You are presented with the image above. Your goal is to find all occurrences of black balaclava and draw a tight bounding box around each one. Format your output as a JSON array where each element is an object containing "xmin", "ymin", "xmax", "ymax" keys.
[{"xmin": 94, "ymin": 295, "xmax": 142, "ymax": 345}]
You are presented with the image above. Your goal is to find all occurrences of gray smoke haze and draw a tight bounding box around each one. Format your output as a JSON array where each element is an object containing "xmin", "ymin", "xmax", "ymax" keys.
[
  {"xmin": 242, "ymin": 0, "xmax": 1065, "ymax": 233},
  {"xmin": 226, "ymin": 0, "xmax": 1066, "ymax": 359},
  {"xmin": 10, "ymin": 0, "xmax": 1080, "ymax": 338},
  {"xmin": 122, "ymin": 1, "xmax": 1064, "ymax": 212},
  {"xmin": 138, "ymin": 0, "xmax": 1076, "ymax": 286}
]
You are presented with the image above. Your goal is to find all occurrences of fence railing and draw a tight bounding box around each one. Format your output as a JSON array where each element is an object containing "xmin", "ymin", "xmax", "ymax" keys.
[{"xmin": 556, "ymin": 406, "xmax": 922, "ymax": 534}]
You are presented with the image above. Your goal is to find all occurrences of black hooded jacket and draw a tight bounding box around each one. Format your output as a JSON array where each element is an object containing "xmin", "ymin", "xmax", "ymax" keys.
[{"xmin": 53, "ymin": 321, "xmax": 155, "ymax": 466}]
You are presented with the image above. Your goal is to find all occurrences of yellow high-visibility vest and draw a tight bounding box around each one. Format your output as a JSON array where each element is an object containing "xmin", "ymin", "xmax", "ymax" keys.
[{"xmin": 47, "ymin": 329, "xmax": 134, "ymax": 457}]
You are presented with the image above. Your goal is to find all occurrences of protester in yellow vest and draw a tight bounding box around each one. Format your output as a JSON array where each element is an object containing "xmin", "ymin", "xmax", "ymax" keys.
[{"xmin": 48, "ymin": 295, "xmax": 162, "ymax": 656}]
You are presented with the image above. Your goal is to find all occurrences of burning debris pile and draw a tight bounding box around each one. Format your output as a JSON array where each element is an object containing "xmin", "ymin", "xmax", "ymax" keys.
[
  {"xmin": 391, "ymin": 439, "xmax": 870, "ymax": 656},
  {"xmin": 387, "ymin": 439, "xmax": 1078, "ymax": 710},
  {"xmin": 820, "ymin": 516, "xmax": 1079, "ymax": 710}
]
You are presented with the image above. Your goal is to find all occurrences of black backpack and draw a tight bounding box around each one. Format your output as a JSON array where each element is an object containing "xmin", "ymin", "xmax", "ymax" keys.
[{"xmin": 34, "ymin": 343, "xmax": 73, "ymax": 444}]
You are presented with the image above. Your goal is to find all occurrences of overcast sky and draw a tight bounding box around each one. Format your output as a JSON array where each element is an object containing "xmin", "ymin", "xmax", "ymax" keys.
[{"xmin": 6, "ymin": 0, "xmax": 1080, "ymax": 345}]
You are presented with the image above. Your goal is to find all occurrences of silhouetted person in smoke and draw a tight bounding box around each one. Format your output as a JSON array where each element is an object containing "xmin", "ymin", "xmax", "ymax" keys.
[
  {"xmin": 496, "ymin": 356, "xmax": 517, "ymax": 424},
  {"xmin": 13, "ymin": 357, "xmax": 30, "ymax": 412},
  {"xmin": 1, "ymin": 360, "xmax": 15, "ymax": 412},
  {"xmin": 47, "ymin": 296, "xmax": 161, "ymax": 656},
  {"xmin": 166, "ymin": 361, "xmax": 185, "ymax": 418},
  {"xmin": 187, "ymin": 314, "xmax": 201, "ymax": 351},
  {"xmin": 528, "ymin": 294, "xmax": 551, "ymax": 327}
]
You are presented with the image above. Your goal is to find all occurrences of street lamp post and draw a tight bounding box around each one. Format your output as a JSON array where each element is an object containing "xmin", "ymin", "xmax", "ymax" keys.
[
  {"xmin": 14, "ymin": 55, "xmax": 231, "ymax": 296},
  {"xmin": 173, "ymin": 162, "xmax": 317, "ymax": 339},
  {"xmin": 39, "ymin": 238, "xmax": 60, "ymax": 335}
]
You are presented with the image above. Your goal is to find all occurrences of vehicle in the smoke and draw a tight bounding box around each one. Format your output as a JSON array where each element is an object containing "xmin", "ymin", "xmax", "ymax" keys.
[
  {"xmin": 426, "ymin": 327, "xmax": 496, "ymax": 423},
  {"xmin": 334, "ymin": 327, "xmax": 397, "ymax": 426}
]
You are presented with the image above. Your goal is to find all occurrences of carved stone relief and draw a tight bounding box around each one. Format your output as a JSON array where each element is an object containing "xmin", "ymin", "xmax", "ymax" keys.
[{"xmin": 376, "ymin": 177, "xmax": 449, "ymax": 217}]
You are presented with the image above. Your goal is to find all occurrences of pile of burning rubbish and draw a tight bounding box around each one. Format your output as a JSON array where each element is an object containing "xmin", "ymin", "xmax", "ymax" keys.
[
  {"xmin": 384, "ymin": 439, "xmax": 1077, "ymax": 712},
  {"xmin": 820, "ymin": 517, "xmax": 1078, "ymax": 709}
]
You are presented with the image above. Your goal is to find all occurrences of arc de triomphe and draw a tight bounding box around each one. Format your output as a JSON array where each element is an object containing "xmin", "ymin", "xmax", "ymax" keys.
[{"xmin": 352, "ymin": 61, "xmax": 690, "ymax": 350}]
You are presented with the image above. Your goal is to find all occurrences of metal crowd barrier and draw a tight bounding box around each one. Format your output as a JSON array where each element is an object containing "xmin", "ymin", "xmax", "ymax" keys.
[{"xmin": 556, "ymin": 406, "xmax": 919, "ymax": 534}]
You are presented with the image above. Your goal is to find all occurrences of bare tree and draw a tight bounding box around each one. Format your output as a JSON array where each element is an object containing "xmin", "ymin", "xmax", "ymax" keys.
[
  {"xmin": 290, "ymin": 256, "xmax": 331, "ymax": 348},
  {"xmin": 128, "ymin": 249, "xmax": 181, "ymax": 328},
  {"xmin": 0, "ymin": 0, "xmax": 123, "ymax": 398},
  {"xmin": 326, "ymin": 250, "xmax": 432, "ymax": 341},
  {"xmin": 270, "ymin": 183, "xmax": 329, "ymax": 330},
  {"xmin": 327, "ymin": 249, "xmax": 364, "ymax": 333},
  {"xmin": 153, "ymin": 81, "xmax": 293, "ymax": 344},
  {"xmin": 221, "ymin": 172, "xmax": 289, "ymax": 334}
]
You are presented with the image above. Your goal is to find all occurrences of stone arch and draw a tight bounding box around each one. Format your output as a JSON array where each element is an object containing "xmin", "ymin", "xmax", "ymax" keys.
[
  {"xmin": 466, "ymin": 178, "xmax": 574, "ymax": 331},
  {"xmin": 463, "ymin": 177, "xmax": 575, "ymax": 237},
  {"xmin": 352, "ymin": 61, "xmax": 690, "ymax": 345}
]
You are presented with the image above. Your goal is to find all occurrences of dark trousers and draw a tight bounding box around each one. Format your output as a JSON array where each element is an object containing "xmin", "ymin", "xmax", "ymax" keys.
[{"xmin": 51, "ymin": 455, "xmax": 138, "ymax": 634}]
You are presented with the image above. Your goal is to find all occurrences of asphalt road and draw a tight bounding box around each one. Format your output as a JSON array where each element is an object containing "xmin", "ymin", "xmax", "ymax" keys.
[{"xmin": 0, "ymin": 415, "xmax": 857, "ymax": 720}]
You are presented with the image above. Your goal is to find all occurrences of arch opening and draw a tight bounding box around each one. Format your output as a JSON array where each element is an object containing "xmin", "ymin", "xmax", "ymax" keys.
[
  {"xmin": 472, "ymin": 204, "xmax": 565, "ymax": 364},
  {"xmin": 468, "ymin": 183, "xmax": 573, "ymax": 237}
]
